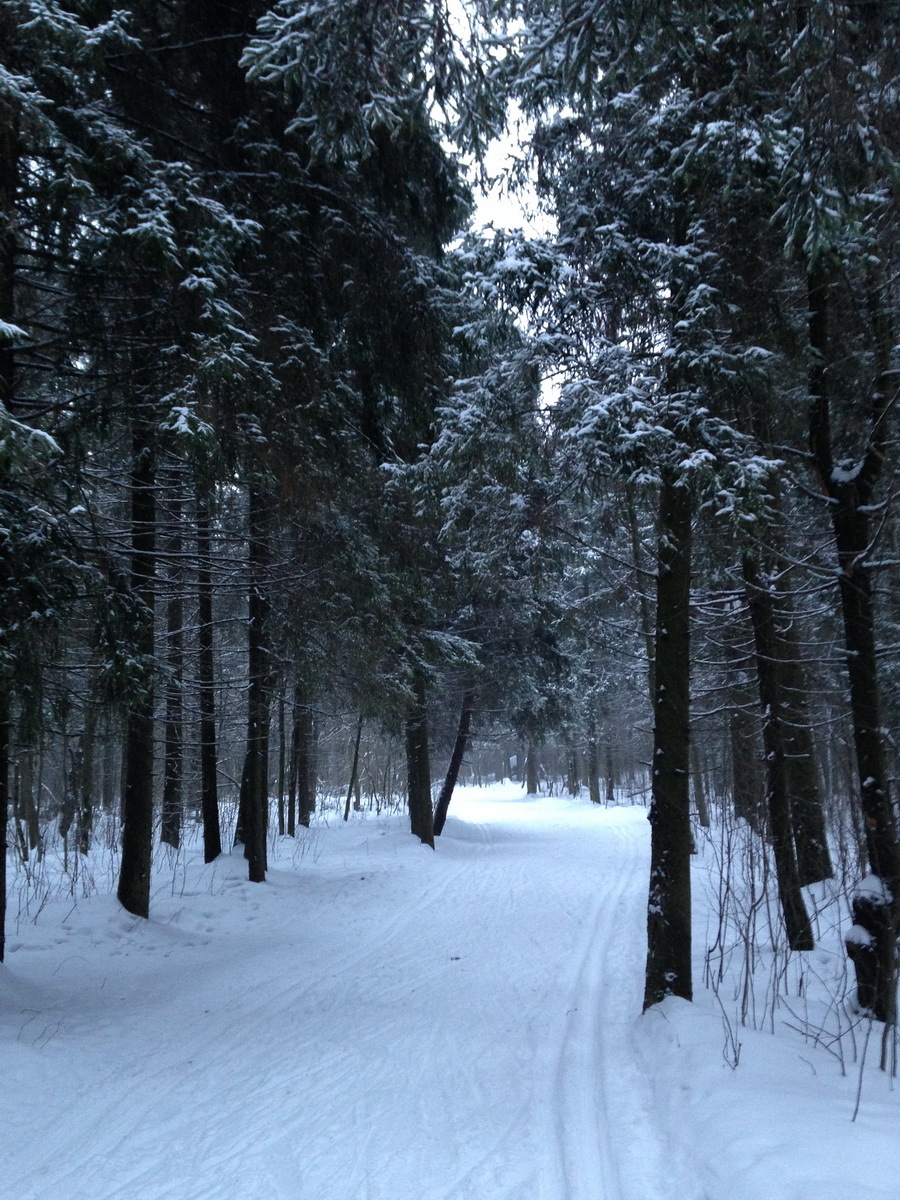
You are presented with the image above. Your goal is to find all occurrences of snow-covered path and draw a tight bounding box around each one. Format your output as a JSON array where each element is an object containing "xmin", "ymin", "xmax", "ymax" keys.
[
  {"xmin": 5, "ymin": 784, "xmax": 900, "ymax": 1200},
  {"xmin": 2, "ymin": 787, "xmax": 668, "ymax": 1200}
]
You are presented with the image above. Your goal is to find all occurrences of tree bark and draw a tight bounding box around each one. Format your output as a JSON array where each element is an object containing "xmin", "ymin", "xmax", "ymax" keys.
[
  {"xmin": 776, "ymin": 606, "xmax": 832, "ymax": 885},
  {"xmin": 343, "ymin": 716, "xmax": 364, "ymax": 822},
  {"xmin": 117, "ymin": 419, "xmax": 156, "ymax": 919},
  {"xmin": 0, "ymin": 676, "xmax": 8, "ymax": 962},
  {"xmin": 433, "ymin": 685, "xmax": 476, "ymax": 836},
  {"xmin": 277, "ymin": 688, "xmax": 286, "ymax": 836},
  {"xmin": 742, "ymin": 552, "xmax": 814, "ymax": 950},
  {"xmin": 0, "ymin": 53, "xmax": 16, "ymax": 957},
  {"xmin": 525, "ymin": 743, "xmax": 540, "ymax": 795},
  {"xmin": 644, "ymin": 470, "xmax": 693, "ymax": 1008},
  {"xmin": 239, "ymin": 486, "xmax": 272, "ymax": 883},
  {"xmin": 160, "ymin": 517, "xmax": 183, "ymax": 850},
  {"xmin": 690, "ymin": 743, "xmax": 709, "ymax": 829},
  {"xmin": 196, "ymin": 490, "xmax": 221, "ymax": 862},
  {"xmin": 405, "ymin": 671, "xmax": 434, "ymax": 847},
  {"xmin": 77, "ymin": 700, "xmax": 96, "ymax": 856},
  {"xmin": 808, "ymin": 269, "xmax": 900, "ymax": 1022},
  {"xmin": 587, "ymin": 726, "xmax": 601, "ymax": 805},
  {"xmin": 289, "ymin": 691, "xmax": 315, "ymax": 831}
]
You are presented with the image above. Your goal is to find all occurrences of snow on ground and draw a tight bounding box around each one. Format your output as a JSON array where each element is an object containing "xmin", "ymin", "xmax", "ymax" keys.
[{"xmin": 2, "ymin": 783, "xmax": 900, "ymax": 1200}]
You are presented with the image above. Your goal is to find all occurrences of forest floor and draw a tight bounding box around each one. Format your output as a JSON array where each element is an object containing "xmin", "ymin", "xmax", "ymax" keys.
[{"xmin": 2, "ymin": 783, "xmax": 900, "ymax": 1200}]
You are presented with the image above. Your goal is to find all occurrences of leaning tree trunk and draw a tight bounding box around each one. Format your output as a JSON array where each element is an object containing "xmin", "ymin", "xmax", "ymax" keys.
[
  {"xmin": 808, "ymin": 270, "xmax": 900, "ymax": 1024},
  {"xmin": 644, "ymin": 469, "xmax": 693, "ymax": 1009},
  {"xmin": 196, "ymin": 488, "xmax": 221, "ymax": 862},
  {"xmin": 405, "ymin": 671, "xmax": 434, "ymax": 848},
  {"xmin": 117, "ymin": 418, "xmax": 157, "ymax": 919},
  {"xmin": 742, "ymin": 552, "xmax": 814, "ymax": 951},
  {"xmin": 433, "ymin": 685, "xmax": 476, "ymax": 836}
]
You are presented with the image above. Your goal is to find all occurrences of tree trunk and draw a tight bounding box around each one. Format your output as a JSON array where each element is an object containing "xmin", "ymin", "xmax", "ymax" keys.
[
  {"xmin": 808, "ymin": 269, "xmax": 900, "ymax": 1023},
  {"xmin": 587, "ymin": 726, "xmax": 601, "ymax": 805},
  {"xmin": 644, "ymin": 470, "xmax": 693, "ymax": 1009},
  {"xmin": 728, "ymin": 695, "xmax": 764, "ymax": 833},
  {"xmin": 433, "ymin": 685, "xmax": 476, "ymax": 835},
  {"xmin": 0, "ymin": 57, "xmax": 16, "ymax": 957},
  {"xmin": 626, "ymin": 481, "xmax": 656, "ymax": 698},
  {"xmin": 277, "ymin": 688, "xmax": 286, "ymax": 836},
  {"xmin": 20, "ymin": 749, "xmax": 39, "ymax": 855},
  {"xmin": 343, "ymin": 716, "xmax": 364, "ymax": 823},
  {"xmin": 776, "ymin": 605, "xmax": 832, "ymax": 885},
  {"xmin": 742, "ymin": 552, "xmax": 814, "ymax": 951},
  {"xmin": 405, "ymin": 672, "xmax": 434, "ymax": 847},
  {"xmin": 0, "ymin": 676, "xmax": 8, "ymax": 962},
  {"xmin": 77, "ymin": 701, "xmax": 96, "ymax": 856},
  {"xmin": 239, "ymin": 486, "xmax": 272, "ymax": 883},
  {"xmin": 196, "ymin": 490, "xmax": 221, "ymax": 862},
  {"xmin": 525, "ymin": 743, "xmax": 540, "ymax": 795},
  {"xmin": 690, "ymin": 743, "xmax": 709, "ymax": 829},
  {"xmin": 566, "ymin": 744, "xmax": 579, "ymax": 796},
  {"xmin": 160, "ymin": 518, "xmax": 183, "ymax": 850},
  {"xmin": 290, "ymin": 689, "xmax": 315, "ymax": 830},
  {"xmin": 605, "ymin": 743, "xmax": 616, "ymax": 805},
  {"xmin": 117, "ymin": 419, "xmax": 156, "ymax": 919}
]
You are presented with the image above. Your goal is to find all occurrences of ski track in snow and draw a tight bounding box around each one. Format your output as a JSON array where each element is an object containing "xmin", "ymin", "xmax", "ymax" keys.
[{"xmin": 1, "ymin": 789, "xmax": 668, "ymax": 1200}]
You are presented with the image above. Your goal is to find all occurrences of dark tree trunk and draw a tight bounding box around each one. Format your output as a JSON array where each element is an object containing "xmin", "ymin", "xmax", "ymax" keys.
[
  {"xmin": 277, "ymin": 689, "xmax": 286, "ymax": 836},
  {"xmin": 0, "ymin": 677, "xmax": 8, "ymax": 962},
  {"xmin": 566, "ymin": 744, "xmax": 579, "ymax": 796},
  {"xmin": 196, "ymin": 491, "xmax": 221, "ymax": 862},
  {"xmin": 117, "ymin": 420, "xmax": 157, "ymax": 919},
  {"xmin": 626, "ymin": 481, "xmax": 656, "ymax": 698},
  {"xmin": 742, "ymin": 552, "xmax": 814, "ymax": 951},
  {"xmin": 343, "ymin": 717, "xmax": 364, "ymax": 823},
  {"xmin": 20, "ymin": 750, "xmax": 39, "ymax": 855},
  {"xmin": 0, "ymin": 55, "xmax": 16, "ymax": 414},
  {"xmin": 59, "ymin": 726, "xmax": 78, "ymax": 847},
  {"xmin": 294, "ymin": 695, "xmax": 315, "ymax": 829},
  {"xmin": 776, "ymin": 607, "xmax": 832, "ymax": 885},
  {"xmin": 287, "ymin": 683, "xmax": 300, "ymax": 836},
  {"xmin": 808, "ymin": 270, "xmax": 900, "ymax": 1023},
  {"xmin": 160, "ymin": 519, "xmax": 183, "ymax": 850},
  {"xmin": 587, "ymin": 726, "xmax": 601, "ymax": 805},
  {"xmin": 433, "ymin": 685, "xmax": 476, "ymax": 836},
  {"xmin": 77, "ymin": 702, "xmax": 96, "ymax": 856},
  {"xmin": 405, "ymin": 672, "xmax": 434, "ymax": 847},
  {"xmin": 525, "ymin": 743, "xmax": 540, "ymax": 795},
  {"xmin": 0, "ymin": 52, "xmax": 16, "ymax": 957},
  {"xmin": 728, "ymin": 696, "xmax": 763, "ymax": 833},
  {"xmin": 240, "ymin": 486, "xmax": 272, "ymax": 883},
  {"xmin": 690, "ymin": 743, "xmax": 709, "ymax": 829},
  {"xmin": 644, "ymin": 471, "xmax": 693, "ymax": 1009}
]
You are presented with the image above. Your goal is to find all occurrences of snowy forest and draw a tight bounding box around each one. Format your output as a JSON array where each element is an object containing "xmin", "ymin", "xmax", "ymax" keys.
[{"xmin": 2, "ymin": 2, "xmax": 900, "ymax": 1197}]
